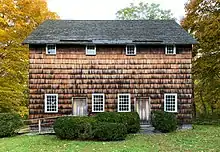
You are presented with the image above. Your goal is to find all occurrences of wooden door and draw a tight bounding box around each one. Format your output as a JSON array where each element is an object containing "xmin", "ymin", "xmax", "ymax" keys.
[
  {"xmin": 135, "ymin": 98, "xmax": 151, "ymax": 124},
  {"xmin": 72, "ymin": 97, "xmax": 88, "ymax": 116}
]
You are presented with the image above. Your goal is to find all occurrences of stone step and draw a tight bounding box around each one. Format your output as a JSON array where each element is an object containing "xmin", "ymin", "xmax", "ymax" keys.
[
  {"xmin": 140, "ymin": 124, "xmax": 152, "ymax": 129},
  {"xmin": 140, "ymin": 125, "xmax": 155, "ymax": 134}
]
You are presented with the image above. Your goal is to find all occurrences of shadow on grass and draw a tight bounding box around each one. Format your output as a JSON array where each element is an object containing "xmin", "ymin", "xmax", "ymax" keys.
[{"xmin": 193, "ymin": 118, "xmax": 220, "ymax": 126}]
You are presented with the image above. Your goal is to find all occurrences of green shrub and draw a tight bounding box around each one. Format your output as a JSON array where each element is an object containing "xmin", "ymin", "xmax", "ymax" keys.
[
  {"xmin": 95, "ymin": 112, "xmax": 140, "ymax": 133},
  {"xmin": 152, "ymin": 111, "xmax": 177, "ymax": 133},
  {"xmin": 0, "ymin": 113, "xmax": 23, "ymax": 138},
  {"xmin": 95, "ymin": 112, "xmax": 120, "ymax": 123},
  {"xmin": 53, "ymin": 116, "xmax": 96, "ymax": 140},
  {"xmin": 194, "ymin": 112, "xmax": 220, "ymax": 125},
  {"xmin": 93, "ymin": 122, "xmax": 127, "ymax": 141},
  {"xmin": 120, "ymin": 112, "xmax": 140, "ymax": 133},
  {"xmin": 54, "ymin": 113, "xmax": 140, "ymax": 141}
]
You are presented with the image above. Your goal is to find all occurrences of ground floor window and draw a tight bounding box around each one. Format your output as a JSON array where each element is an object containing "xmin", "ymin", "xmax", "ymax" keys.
[
  {"xmin": 164, "ymin": 93, "xmax": 177, "ymax": 112},
  {"xmin": 92, "ymin": 94, "xmax": 105, "ymax": 112},
  {"xmin": 118, "ymin": 94, "xmax": 131, "ymax": 112},
  {"xmin": 45, "ymin": 94, "xmax": 58, "ymax": 113}
]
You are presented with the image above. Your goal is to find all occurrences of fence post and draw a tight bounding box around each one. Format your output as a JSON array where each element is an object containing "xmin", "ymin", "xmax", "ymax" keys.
[
  {"xmin": 149, "ymin": 96, "xmax": 151, "ymax": 122},
  {"xmin": 38, "ymin": 119, "xmax": 41, "ymax": 134}
]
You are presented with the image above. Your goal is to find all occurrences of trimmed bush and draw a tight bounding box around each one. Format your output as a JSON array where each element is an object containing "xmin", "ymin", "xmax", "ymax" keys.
[
  {"xmin": 95, "ymin": 112, "xmax": 120, "ymax": 123},
  {"xmin": 0, "ymin": 113, "xmax": 23, "ymax": 138},
  {"xmin": 95, "ymin": 112, "xmax": 140, "ymax": 133},
  {"xmin": 54, "ymin": 112, "xmax": 140, "ymax": 141},
  {"xmin": 152, "ymin": 111, "xmax": 177, "ymax": 133},
  {"xmin": 93, "ymin": 122, "xmax": 127, "ymax": 141},
  {"xmin": 53, "ymin": 116, "xmax": 96, "ymax": 140},
  {"xmin": 120, "ymin": 112, "xmax": 140, "ymax": 133}
]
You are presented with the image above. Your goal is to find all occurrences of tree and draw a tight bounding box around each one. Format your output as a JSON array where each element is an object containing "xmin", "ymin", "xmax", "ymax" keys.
[
  {"xmin": 0, "ymin": 0, "xmax": 59, "ymax": 116},
  {"xmin": 181, "ymin": 0, "xmax": 220, "ymax": 116},
  {"xmin": 116, "ymin": 2, "xmax": 174, "ymax": 20}
]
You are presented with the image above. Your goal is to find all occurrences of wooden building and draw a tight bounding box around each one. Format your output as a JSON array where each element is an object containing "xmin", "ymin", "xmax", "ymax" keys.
[{"xmin": 23, "ymin": 20, "xmax": 197, "ymax": 124}]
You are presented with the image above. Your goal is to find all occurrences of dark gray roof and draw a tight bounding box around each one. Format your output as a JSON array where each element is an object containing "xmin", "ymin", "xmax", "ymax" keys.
[{"xmin": 23, "ymin": 20, "xmax": 197, "ymax": 45}]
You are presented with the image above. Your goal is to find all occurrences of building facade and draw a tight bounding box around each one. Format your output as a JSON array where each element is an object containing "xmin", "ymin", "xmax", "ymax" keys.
[{"xmin": 24, "ymin": 20, "xmax": 197, "ymax": 124}]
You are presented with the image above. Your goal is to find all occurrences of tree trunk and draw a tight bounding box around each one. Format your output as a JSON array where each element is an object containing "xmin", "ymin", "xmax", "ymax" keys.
[
  {"xmin": 192, "ymin": 102, "xmax": 197, "ymax": 118},
  {"xmin": 200, "ymin": 89, "xmax": 207, "ymax": 115},
  {"xmin": 211, "ymin": 104, "xmax": 214, "ymax": 114}
]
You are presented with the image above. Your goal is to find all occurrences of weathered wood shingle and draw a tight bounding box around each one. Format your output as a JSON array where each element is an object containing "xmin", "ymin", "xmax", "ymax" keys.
[
  {"xmin": 29, "ymin": 45, "xmax": 193, "ymax": 123},
  {"xmin": 23, "ymin": 20, "xmax": 197, "ymax": 45}
]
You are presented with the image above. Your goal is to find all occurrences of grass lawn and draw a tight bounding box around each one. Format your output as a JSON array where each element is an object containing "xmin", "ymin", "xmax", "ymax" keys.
[{"xmin": 0, "ymin": 125, "xmax": 220, "ymax": 152}]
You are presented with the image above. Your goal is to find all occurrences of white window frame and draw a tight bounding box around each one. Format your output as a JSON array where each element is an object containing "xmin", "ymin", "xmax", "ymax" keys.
[
  {"xmin": 118, "ymin": 94, "xmax": 131, "ymax": 112},
  {"xmin": 164, "ymin": 93, "xmax": 178, "ymax": 112},
  {"xmin": 46, "ymin": 44, "xmax": 56, "ymax": 55},
  {"xmin": 44, "ymin": 94, "xmax": 58, "ymax": 113},
  {"xmin": 126, "ymin": 45, "xmax": 136, "ymax": 56},
  {"xmin": 92, "ymin": 93, "xmax": 105, "ymax": 112},
  {"xmin": 86, "ymin": 45, "xmax": 96, "ymax": 55},
  {"xmin": 165, "ymin": 45, "xmax": 176, "ymax": 55}
]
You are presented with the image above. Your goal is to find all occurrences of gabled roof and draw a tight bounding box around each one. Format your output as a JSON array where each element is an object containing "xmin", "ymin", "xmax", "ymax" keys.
[{"xmin": 23, "ymin": 20, "xmax": 197, "ymax": 45}]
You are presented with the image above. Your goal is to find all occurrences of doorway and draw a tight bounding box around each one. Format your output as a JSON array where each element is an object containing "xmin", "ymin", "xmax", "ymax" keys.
[
  {"xmin": 135, "ymin": 97, "xmax": 151, "ymax": 124},
  {"xmin": 72, "ymin": 97, "xmax": 88, "ymax": 116}
]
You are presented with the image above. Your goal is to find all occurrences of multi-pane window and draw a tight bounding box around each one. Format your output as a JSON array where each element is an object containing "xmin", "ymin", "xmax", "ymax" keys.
[
  {"xmin": 86, "ymin": 45, "xmax": 96, "ymax": 55},
  {"xmin": 45, "ymin": 94, "xmax": 58, "ymax": 113},
  {"xmin": 164, "ymin": 93, "xmax": 177, "ymax": 112},
  {"xmin": 165, "ymin": 45, "xmax": 176, "ymax": 54},
  {"xmin": 46, "ymin": 44, "xmax": 56, "ymax": 55},
  {"xmin": 126, "ymin": 45, "xmax": 136, "ymax": 55},
  {"xmin": 118, "ymin": 94, "xmax": 131, "ymax": 112},
  {"xmin": 92, "ymin": 94, "xmax": 105, "ymax": 112}
]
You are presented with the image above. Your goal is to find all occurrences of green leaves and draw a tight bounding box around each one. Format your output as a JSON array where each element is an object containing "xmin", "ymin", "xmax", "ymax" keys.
[
  {"xmin": 0, "ymin": 113, "xmax": 23, "ymax": 137},
  {"xmin": 182, "ymin": 0, "xmax": 220, "ymax": 115},
  {"xmin": 116, "ymin": 2, "xmax": 174, "ymax": 20}
]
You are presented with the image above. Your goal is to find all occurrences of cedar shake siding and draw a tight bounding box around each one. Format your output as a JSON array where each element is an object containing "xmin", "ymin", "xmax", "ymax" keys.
[
  {"xmin": 29, "ymin": 44, "xmax": 193, "ymax": 124},
  {"xmin": 24, "ymin": 20, "xmax": 197, "ymax": 125}
]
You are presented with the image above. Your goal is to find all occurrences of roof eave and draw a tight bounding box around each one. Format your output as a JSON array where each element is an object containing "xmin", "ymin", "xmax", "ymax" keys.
[{"xmin": 22, "ymin": 41, "xmax": 198, "ymax": 45}]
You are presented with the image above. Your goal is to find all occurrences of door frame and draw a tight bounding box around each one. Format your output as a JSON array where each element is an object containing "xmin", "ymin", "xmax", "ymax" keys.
[{"xmin": 71, "ymin": 97, "xmax": 88, "ymax": 116}]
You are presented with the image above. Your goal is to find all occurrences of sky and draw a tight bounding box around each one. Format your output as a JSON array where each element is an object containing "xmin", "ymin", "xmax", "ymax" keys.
[{"xmin": 47, "ymin": 0, "xmax": 188, "ymax": 21}]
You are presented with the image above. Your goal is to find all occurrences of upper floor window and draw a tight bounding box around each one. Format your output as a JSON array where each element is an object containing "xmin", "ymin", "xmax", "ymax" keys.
[
  {"xmin": 86, "ymin": 45, "xmax": 96, "ymax": 55},
  {"xmin": 126, "ymin": 45, "xmax": 136, "ymax": 56},
  {"xmin": 118, "ymin": 94, "xmax": 131, "ymax": 112},
  {"xmin": 92, "ymin": 93, "xmax": 105, "ymax": 112},
  {"xmin": 45, "ymin": 94, "xmax": 58, "ymax": 113},
  {"xmin": 164, "ymin": 93, "xmax": 177, "ymax": 112},
  {"xmin": 165, "ymin": 45, "xmax": 176, "ymax": 55},
  {"xmin": 46, "ymin": 44, "xmax": 56, "ymax": 55}
]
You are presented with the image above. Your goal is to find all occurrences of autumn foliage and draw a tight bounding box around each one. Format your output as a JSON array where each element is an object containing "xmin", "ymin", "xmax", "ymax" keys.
[
  {"xmin": 0, "ymin": 0, "xmax": 59, "ymax": 115},
  {"xmin": 181, "ymin": 0, "xmax": 220, "ymax": 116}
]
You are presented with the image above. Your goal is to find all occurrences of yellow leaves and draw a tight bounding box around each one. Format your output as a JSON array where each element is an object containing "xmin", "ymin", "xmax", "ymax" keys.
[
  {"xmin": 0, "ymin": 17, "xmax": 7, "ymax": 26},
  {"xmin": 18, "ymin": 106, "xmax": 28, "ymax": 118},
  {"xmin": 0, "ymin": 0, "xmax": 59, "ymax": 113},
  {"xmin": 1, "ymin": 0, "xmax": 58, "ymax": 42},
  {"xmin": 0, "ymin": 29, "xmax": 7, "ymax": 42}
]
